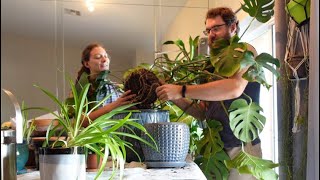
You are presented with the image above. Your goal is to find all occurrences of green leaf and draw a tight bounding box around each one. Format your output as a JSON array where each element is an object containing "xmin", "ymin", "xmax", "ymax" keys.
[
  {"xmin": 210, "ymin": 36, "xmax": 248, "ymax": 77},
  {"xmin": 241, "ymin": 0, "xmax": 275, "ymax": 23},
  {"xmin": 189, "ymin": 36, "xmax": 200, "ymax": 60},
  {"xmin": 195, "ymin": 150, "xmax": 230, "ymax": 180},
  {"xmin": 229, "ymin": 99, "xmax": 266, "ymax": 142},
  {"xmin": 196, "ymin": 120, "xmax": 224, "ymax": 156},
  {"xmin": 225, "ymin": 151, "xmax": 279, "ymax": 180},
  {"xmin": 242, "ymin": 53, "xmax": 280, "ymax": 89},
  {"xmin": 163, "ymin": 40, "xmax": 174, "ymax": 45}
]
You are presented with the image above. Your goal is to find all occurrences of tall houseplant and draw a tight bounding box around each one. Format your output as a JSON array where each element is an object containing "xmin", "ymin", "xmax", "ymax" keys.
[
  {"xmin": 124, "ymin": 0, "xmax": 280, "ymax": 179},
  {"xmin": 27, "ymin": 75, "xmax": 156, "ymax": 180}
]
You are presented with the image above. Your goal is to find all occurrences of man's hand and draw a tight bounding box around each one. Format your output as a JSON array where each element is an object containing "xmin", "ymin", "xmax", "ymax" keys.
[{"xmin": 156, "ymin": 84, "xmax": 183, "ymax": 101}]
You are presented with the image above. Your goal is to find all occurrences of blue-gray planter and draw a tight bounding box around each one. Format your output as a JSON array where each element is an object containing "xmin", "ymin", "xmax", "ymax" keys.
[
  {"xmin": 113, "ymin": 109, "xmax": 169, "ymax": 162},
  {"xmin": 141, "ymin": 122, "xmax": 190, "ymax": 168}
]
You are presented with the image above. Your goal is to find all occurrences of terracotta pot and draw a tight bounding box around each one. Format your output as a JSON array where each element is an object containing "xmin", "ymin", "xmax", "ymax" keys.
[
  {"xmin": 30, "ymin": 119, "xmax": 60, "ymax": 137},
  {"xmin": 86, "ymin": 153, "xmax": 103, "ymax": 171}
]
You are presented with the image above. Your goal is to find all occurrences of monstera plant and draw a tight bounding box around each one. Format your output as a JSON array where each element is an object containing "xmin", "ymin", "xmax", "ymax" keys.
[{"xmin": 131, "ymin": 0, "xmax": 280, "ymax": 180}]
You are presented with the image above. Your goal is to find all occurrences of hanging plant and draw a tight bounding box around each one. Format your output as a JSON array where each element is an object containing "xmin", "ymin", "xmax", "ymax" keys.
[{"xmin": 285, "ymin": 0, "xmax": 310, "ymax": 26}]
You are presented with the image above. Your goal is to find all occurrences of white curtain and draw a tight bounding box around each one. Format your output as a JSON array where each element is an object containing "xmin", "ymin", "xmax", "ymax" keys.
[{"xmin": 307, "ymin": 0, "xmax": 319, "ymax": 179}]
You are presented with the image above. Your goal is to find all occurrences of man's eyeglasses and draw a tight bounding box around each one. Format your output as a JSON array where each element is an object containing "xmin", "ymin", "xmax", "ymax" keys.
[
  {"xmin": 92, "ymin": 53, "xmax": 109, "ymax": 60},
  {"xmin": 203, "ymin": 24, "xmax": 227, "ymax": 36}
]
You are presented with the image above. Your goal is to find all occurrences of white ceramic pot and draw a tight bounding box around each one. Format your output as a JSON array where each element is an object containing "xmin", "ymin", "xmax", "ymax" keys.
[{"xmin": 39, "ymin": 147, "xmax": 86, "ymax": 180}]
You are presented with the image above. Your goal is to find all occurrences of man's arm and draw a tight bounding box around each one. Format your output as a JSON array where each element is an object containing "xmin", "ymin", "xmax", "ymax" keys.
[
  {"xmin": 170, "ymin": 99, "xmax": 207, "ymax": 120},
  {"xmin": 156, "ymin": 68, "xmax": 248, "ymax": 101},
  {"xmin": 156, "ymin": 44, "xmax": 257, "ymax": 102}
]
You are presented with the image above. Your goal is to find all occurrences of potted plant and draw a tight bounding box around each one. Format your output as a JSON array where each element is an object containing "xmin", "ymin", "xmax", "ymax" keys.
[
  {"xmin": 27, "ymin": 75, "xmax": 157, "ymax": 180},
  {"xmin": 122, "ymin": 1, "xmax": 281, "ymax": 179},
  {"xmin": 16, "ymin": 102, "xmax": 36, "ymax": 174},
  {"xmin": 112, "ymin": 68, "xmax": 170, "ymax": 163},
  {"xmin": 1, "ymin": 101, "xmax": 36, "ymax": 174},
  {"xmin": 122, "ymin": 66, "xmax": 197, "ymax": 168}
]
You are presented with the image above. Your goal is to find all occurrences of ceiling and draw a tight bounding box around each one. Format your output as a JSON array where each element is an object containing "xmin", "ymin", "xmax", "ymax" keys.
[
  {"xmin": 1, "ymin": 0, "xmax": 243, "ymax": 52},
  {"xmin": 1, "ymin": 0, "xmax": 197, "ymax": 53}
]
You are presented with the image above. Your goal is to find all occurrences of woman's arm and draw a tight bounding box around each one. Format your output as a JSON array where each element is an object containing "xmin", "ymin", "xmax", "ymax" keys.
[{"xmin": 82, "ymin": 90, "xmax": 135, "ymax": 127}]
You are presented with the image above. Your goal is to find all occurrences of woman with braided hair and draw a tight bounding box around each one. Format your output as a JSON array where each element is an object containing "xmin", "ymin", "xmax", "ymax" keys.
[{"xmin": 68, "ymin": 43, "xmax": 136, "ymax": 127}]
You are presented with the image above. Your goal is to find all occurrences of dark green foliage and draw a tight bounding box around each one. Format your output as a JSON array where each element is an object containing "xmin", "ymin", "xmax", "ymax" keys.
[{"xmin": 241, "ymin": 0, "xmax": 275, "ymax": 23}]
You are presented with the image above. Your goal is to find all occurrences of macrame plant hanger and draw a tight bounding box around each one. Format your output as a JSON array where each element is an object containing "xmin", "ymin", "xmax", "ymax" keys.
[{"xmin": 284, "ymin": 17, "xmax": 309, "ymax": 133}]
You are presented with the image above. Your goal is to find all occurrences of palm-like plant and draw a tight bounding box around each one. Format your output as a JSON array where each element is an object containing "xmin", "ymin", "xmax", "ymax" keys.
[{"xmin": 28, "ymin": 75, "xmax": 157, "ymax": 179}]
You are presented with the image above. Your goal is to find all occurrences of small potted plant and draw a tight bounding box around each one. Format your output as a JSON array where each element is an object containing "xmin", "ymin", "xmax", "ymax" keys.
[
  {"xmin": 27, "ymin": 75, "xmax": 157, "ymax": 180},
  {"xmin": 1, "ymin": 101, "xmax": 36, "ymax": 174},
  {"xmin": 112, "ymin": 68, "xmax": 170, "ymax": 163}
]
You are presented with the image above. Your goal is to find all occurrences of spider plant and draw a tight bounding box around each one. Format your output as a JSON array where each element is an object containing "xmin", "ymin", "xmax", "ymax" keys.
[
  {"xmin": 21, "ymin": 101, "xmax": 36, "ymax": 144},
  {"xmin": 27, "ymin": 75, "xmax": 157, "ymax": 180}
]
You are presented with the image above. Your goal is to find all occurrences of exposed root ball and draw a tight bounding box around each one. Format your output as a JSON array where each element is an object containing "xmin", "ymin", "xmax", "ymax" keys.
[{"xmin": 124, "ymin": 69, "xmax": 160, "ymax": 109}]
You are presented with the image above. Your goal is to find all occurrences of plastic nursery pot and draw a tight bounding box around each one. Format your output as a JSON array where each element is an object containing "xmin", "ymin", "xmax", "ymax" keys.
[
  {"xmin": 112, "ymin": 109, "xmax": 169, "ymax": 163},
  {"xmin": 140, "ymin": 122, "xmax": 190, "ymax": 168},
  {"xmin": 39, "ymin": 146, "xmax": 85, "ymax": 180}
]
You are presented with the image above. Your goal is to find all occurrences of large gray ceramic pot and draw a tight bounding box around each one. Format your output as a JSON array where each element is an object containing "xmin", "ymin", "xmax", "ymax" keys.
[
  {"xmin": 140, "ymin": 122, "xmax": 190, "ymax": 168},
  {"xmin": 113, "ymin": 109, "xmax": 169, "ymax": 162}
]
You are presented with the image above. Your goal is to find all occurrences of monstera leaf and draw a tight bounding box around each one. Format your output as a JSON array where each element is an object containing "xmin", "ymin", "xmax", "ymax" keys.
[
  {"xmin": 196, "ymin": 120, "xmax": 224, "ymax": 156},
  {"xmin": 228, "ymin": 99, "xmax": 266, "ymax": 142},
  {"xmin": 241, "ymin": 0, "xmax": 275, "ymax": 23},
  {"xmin": 210, "ymin": 35, "xmax": 248, "ymax": 77},
  {"xmin": 242, "ymin": 53, "xmax": 280, "ymax": 89},
  {"xmin": 225, "ymin": 151, "xmax": 279, "ymax": 180},
  {"xmin": 195, "ymin": 150, "xmax": 230, "ymax": 180}
]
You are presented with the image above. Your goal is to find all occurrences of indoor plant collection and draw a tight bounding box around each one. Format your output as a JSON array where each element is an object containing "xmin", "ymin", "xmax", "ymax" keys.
[
  {"xmin": 122, "ymin": 0, "xmax": 280, "ymax": 179},
  {"xmin": 14, "ymin": 0, "xmax": 280, "ymax": 179},
  {"xmin": 27, "ymin": 76, "xmax": 157, "ymax": 179}
]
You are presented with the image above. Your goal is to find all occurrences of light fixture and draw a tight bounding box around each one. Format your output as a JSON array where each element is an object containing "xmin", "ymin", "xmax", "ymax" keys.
[{"xmin": 85, "ymin": 0, "xmax": 95, "ymax": 12}]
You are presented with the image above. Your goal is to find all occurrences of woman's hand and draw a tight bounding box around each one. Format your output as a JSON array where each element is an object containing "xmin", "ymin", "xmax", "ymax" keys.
[{"xmin": 114, "ymin": 90, "xmax": 136, "ymax": 107}]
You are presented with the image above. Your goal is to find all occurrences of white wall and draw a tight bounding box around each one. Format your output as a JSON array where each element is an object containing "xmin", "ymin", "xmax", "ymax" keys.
[
  {"xmin": 1, "ymin": 33, "xmax": 57, "ymax": 123},
  {"xmin": 1, "ymin": 33, "xmax": 135, "ymax": 123},
  {"xmin": 160, "ymin": 0, "xmax": 244, "ymax": 55}
]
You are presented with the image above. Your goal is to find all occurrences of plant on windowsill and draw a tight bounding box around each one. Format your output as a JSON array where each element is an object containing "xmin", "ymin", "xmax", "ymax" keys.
[
  {"xmin": 26, "ymin": 75, "xmax": 157, "ymax": 180},
  {"xmin": 123, "ymin": 1, "xmax": 280, "ymax": 179}
]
